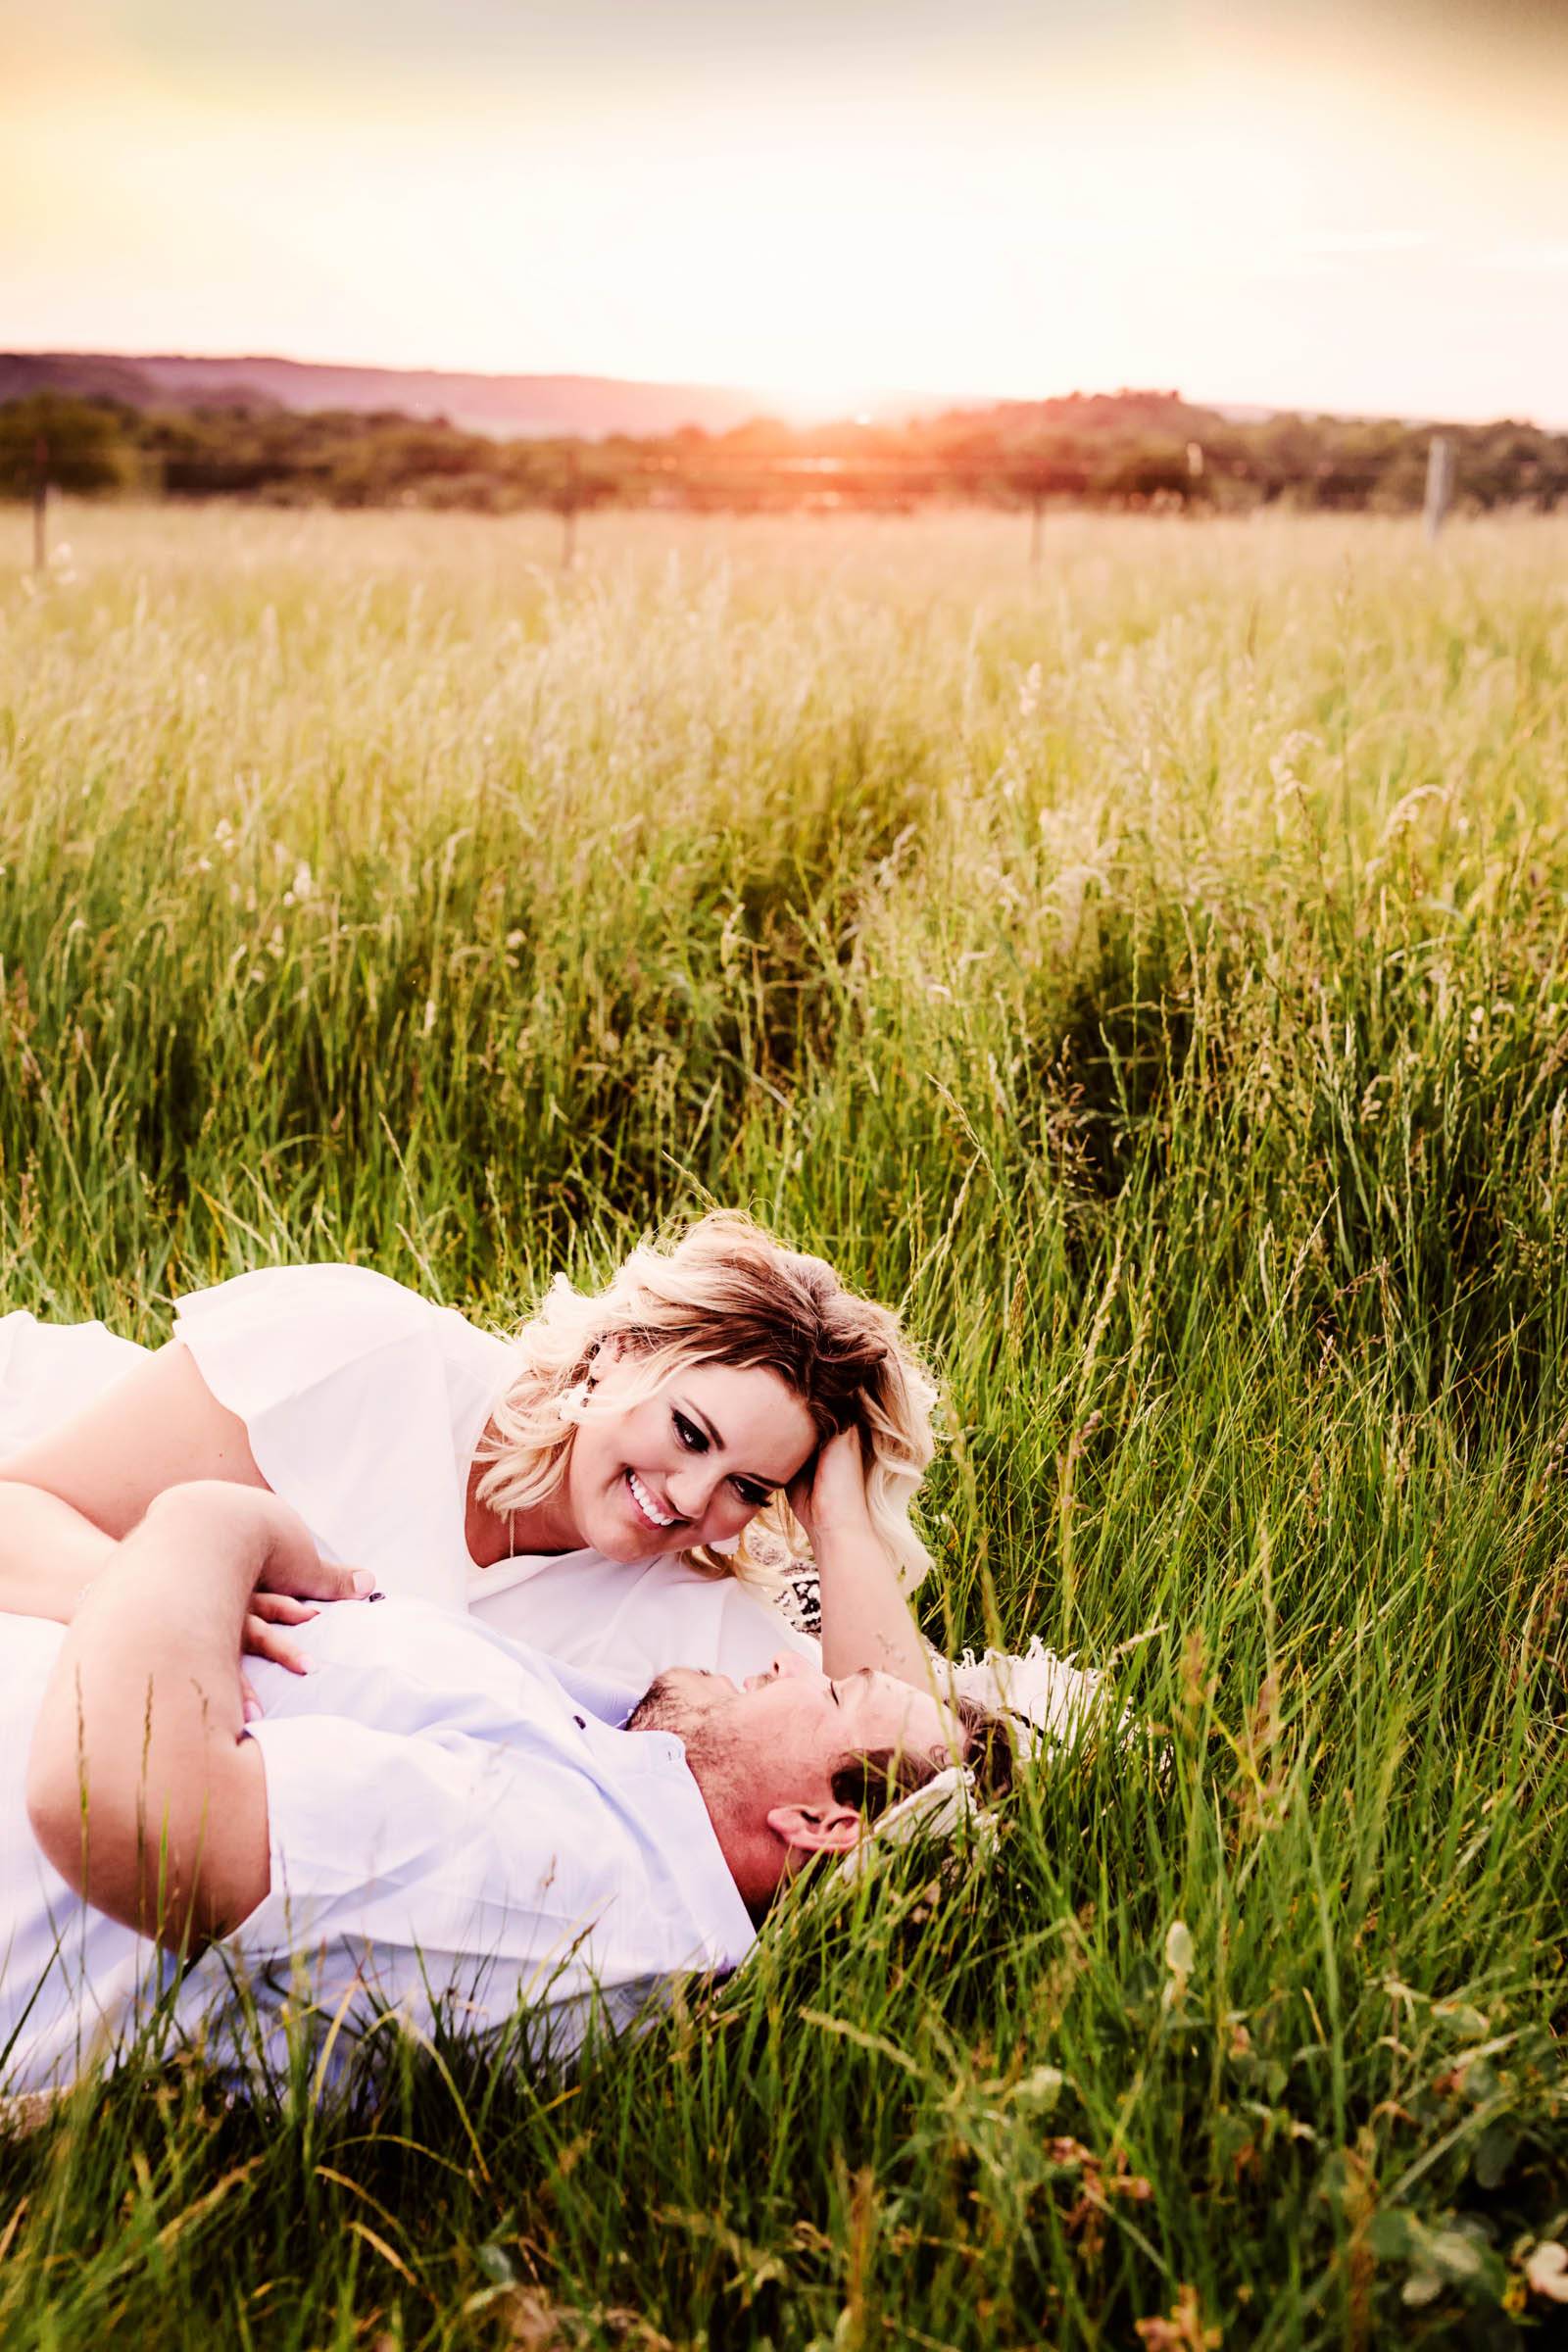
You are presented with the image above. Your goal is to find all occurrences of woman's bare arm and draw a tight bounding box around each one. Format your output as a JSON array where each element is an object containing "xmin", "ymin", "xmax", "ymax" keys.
[
  {"xmin": 0, "ymin": 1348, "xmax": 323, "ymax": 1673},
  {"xmin": 0, "ymin": 1341, "xmax": 270, "ymax": 1537},
  {"xmin": 0, "ymin": 1484, "xmax": 117, "ymax": 1620},
  {"xmin": 792, "ymin": 1429, "xmax": 935, "ymax": 1690}
]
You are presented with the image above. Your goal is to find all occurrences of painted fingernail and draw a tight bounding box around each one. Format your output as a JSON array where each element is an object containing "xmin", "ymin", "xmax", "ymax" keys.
[
  {"xmin": 243, "ymin": 1696, "xmax": 260, "ymax": 1723},
  {"xmin": 352, "ymin": 1569, "xmax": 375, "ymax": 1595}
]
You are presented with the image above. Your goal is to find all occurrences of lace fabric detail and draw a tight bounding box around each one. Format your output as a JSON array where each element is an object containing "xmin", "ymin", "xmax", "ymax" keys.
[{"xmin": 745, "ymin": 1528, "xmax": 822, "ymax": 1639}]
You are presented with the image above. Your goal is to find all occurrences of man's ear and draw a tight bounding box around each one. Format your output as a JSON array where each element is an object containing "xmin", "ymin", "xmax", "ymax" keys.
[{"xmin": 766, "ymin": 1800, "xmax": 862, "ymax": 1857}]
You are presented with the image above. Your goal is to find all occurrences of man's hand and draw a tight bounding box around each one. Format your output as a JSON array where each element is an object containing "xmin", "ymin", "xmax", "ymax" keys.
[
  {"xmin": 154, "ymin": 1481, "xmax": 375, "ymax": 1718},
  {"xmin": 0, "ymin": 1476, "xmax": 373, "ymax": 1714},
  {"xmin": 26, "ymin": 1482, "xmax": 370, "ymax": 1950}
]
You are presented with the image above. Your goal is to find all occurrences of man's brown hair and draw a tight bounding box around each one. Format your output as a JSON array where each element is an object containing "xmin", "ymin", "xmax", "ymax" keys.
[{"xmin": 828, "ymin": 1693, "xmax": 1016, "ymax": 1821}]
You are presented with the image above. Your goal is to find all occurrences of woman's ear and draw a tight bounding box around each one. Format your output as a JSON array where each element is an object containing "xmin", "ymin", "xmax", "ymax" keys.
[{"xmin": 584, "ymin": 1335, "xmax": 626, "ymax": 1394}]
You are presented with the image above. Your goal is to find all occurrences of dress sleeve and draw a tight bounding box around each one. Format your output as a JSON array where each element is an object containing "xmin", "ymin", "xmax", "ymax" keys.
[{"xmin": 172, "ymin": 1265, "xmax": 468, "ymax": 1607}]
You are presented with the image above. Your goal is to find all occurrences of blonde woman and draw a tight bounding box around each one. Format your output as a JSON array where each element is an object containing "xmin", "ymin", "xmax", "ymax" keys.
[{"xmin": 0, "ymin": 1215, "xmax": 942, "ymax": 1696}]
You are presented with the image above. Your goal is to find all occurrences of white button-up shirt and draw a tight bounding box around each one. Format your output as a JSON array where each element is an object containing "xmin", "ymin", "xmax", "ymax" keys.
[{"xmin": 0, "ymin": 1598, "xmax": 757, "ymax": 2097}]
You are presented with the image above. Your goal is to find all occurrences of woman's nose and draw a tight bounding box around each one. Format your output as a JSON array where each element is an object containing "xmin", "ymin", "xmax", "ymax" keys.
[{"xmin": 667, "ymin": 1468, "xmax": 718, "ymax": 1524}]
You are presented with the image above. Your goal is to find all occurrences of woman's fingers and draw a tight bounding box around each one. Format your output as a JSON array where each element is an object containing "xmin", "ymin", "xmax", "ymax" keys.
[
  {"xmin": 794, "ymin": 1426, "xmax": 873, "ymax": 1551},
  {"xmin": 249, "ymin": 1592, "xmax": 318, "ymax": 1626},
  {"xmin": 242, "ymin": 1611, "xmax": 309, "ymax": 1677},
  {"xmin": 240, "ymin": 1671, "xmax": 261, "ymax": 1724},
  {"xmin": 786, "ymin": 1466, "xmax": 816, "ymax": 1544}
]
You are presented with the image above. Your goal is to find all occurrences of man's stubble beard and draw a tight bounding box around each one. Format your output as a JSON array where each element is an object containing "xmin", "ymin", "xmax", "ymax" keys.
[
  {"xmin": 625, "ymin": 1675, "xmax": 738, "ymax": 1814},
  {"xmin": 624, "ymin": 1672, "xmax": 685, "ymax": 1737}
]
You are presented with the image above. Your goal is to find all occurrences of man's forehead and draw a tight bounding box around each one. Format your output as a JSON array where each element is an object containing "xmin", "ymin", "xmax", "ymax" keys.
[{"xmin": 852, "ymin": 1672, "xmax": 966, "ymax": 1752}]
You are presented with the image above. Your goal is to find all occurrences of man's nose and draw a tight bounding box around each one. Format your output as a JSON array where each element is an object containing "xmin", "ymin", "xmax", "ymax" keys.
[{"xmin": 742, "ymin": 1653, "xmax": 811, "ymax": 1692}]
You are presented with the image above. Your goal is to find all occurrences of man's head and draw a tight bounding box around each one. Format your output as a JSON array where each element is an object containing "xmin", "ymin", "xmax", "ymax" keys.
[{"xmin": 626, "ymin": 1652, "xmax": 1014, "ymax": 1915}]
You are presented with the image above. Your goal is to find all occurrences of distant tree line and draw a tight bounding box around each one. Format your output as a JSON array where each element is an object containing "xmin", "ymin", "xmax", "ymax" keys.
[{"xmin": 3, "ymin": 387, "xmax": 1565, "ymax": 517}]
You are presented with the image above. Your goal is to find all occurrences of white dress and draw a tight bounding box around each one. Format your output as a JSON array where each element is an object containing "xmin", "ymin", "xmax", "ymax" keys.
[
  {"xmin": 0, "ymin": 1273, "xmax": 1109, "ymax": 1749},
  {"xmin": 0, "ymin": 1269, "xmax": 817, "ymax": 1691}
]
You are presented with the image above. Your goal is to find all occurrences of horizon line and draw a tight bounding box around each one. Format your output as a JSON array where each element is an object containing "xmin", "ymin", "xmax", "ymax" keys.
[{"xmin": 4, "ymin": 344, "xmax": 1563, "ymax": 436}]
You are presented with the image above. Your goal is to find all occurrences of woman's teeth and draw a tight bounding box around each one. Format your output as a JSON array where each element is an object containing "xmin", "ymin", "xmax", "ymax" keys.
[{"xmin": 627, "ymin": 1469, "xmax": 677, "ymax": 1529}]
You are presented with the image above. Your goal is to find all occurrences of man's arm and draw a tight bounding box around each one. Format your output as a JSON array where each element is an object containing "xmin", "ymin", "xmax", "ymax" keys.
[
  {"xmin": 0, "ymin": 1475, "xmax": 351, "ymax": 1684},
  {"xmin": 25, "ymin": 1484, "xmax": 340, "ymax": 1952}
]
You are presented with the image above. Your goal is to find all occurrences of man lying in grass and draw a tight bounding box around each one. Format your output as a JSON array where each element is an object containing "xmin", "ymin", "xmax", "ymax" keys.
[{"xmin": 3, "ymin": 1484, "xmax": 1012, "ymax": 2101}]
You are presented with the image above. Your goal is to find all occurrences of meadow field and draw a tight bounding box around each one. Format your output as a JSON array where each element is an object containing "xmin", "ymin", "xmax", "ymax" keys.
[{"xmin": 1, "ymin": 500, "xmax": 1566, "ymax": 2347}]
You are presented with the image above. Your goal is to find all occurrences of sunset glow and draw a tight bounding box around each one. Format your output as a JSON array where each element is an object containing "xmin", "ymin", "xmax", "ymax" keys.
[{"xmin": 4, "ymin": 1, "xmax": 1566, "ymax": 423}]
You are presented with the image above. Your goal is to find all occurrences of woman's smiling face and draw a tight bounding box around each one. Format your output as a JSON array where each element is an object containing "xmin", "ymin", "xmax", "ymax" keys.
[{"xmin": 564, "ymin": 1353, "xmax": 819, "ymax": 1562}]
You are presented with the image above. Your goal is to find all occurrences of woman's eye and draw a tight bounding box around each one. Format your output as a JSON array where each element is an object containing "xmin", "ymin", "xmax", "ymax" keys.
[
  {"xmin": 733, "ymin": 1481, "xmax": 773, "ymax": 1509},
  {"xmin": 673, "ymin": 1411, "xmax": 707, "ymax": 1453}
]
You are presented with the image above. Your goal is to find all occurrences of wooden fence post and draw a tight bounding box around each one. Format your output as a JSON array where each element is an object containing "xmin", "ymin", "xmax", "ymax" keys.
[
  {"xmin": 32, "ymin": 435, "xmax": 49, "ymax": 573},
  {"xmin": 561, "ymin": 449, "xmax": 579, "ymax": 570},
  {"xmin": 1423, "ymin": 435, "xmax": 1453, "ymax": 541}
]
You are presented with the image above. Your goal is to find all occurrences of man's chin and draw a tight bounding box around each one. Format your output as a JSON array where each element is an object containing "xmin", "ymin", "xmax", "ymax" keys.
[
  {"xmin": 625, "ymin": 1667, "xmax": 727, "ymax": 1736},
  {"xmin": 625, "ymin": 1673, "xmax": 685, "ymax": 1735}
]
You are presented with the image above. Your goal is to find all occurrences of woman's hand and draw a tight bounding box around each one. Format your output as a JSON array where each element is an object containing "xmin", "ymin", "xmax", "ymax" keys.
[
  {"xmin": 240, "ymin": 1589, "xmax": 338, "ymax": 1681},
  {"xmin": 788, "ymin": 1425, "xmax": 872, "ymax": 1554},
  {"xmin": 240, "ymin": 1595, "xmax": 322, "ymax": 1719},
  {"xmin": 788, "ymin": 1426, "xmax": 932, "ymax": 1688}
]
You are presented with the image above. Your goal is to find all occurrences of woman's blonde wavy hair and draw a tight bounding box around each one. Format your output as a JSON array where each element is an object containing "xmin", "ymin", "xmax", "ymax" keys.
[{"xmin": 476, "ymin": 1212, "xmax": 940, "ymax": 1592}]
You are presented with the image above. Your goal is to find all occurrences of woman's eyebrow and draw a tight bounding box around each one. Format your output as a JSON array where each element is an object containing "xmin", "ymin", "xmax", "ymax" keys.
[
  {"xmin": 678, "ymin": 1397, "xmax": 726, "ymax": 1452},
  {"xmin": 679, "ymin": 1397, "xmax": 784, "ymax": 1488}
]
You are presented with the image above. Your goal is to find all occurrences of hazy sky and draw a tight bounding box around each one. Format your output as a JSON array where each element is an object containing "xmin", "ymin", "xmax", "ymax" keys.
[{"xmin": 5, "ymin": 0, "xmax": 1566, "ymax": 422}]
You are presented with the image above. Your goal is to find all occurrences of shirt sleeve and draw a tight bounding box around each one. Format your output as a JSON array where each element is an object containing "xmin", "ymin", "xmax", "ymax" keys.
[
  {"xmin": 172, "ymin": 1265, "xmax": 468, "ymax": 1606},
  {"xmin": 238, "ymin": 1711, "xmax": 510, "ymax": 1945},
  {"xmin": 231, "ymin": 1709, "xmax": 642, "ymax": 2068}
]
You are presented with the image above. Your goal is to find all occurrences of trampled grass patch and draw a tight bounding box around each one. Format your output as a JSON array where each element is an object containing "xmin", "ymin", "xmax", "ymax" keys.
[{"xmin": 2, "ymin": 504, "xmax": 1566, "ymax": 2345}]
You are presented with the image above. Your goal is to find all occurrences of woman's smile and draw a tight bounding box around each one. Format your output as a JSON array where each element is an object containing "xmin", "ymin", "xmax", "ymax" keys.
[
  {"xmin": 563, "ymin": 1358, "xmax": 817, "ymax": 1563},
  {"xmin": 625, "ymin": 1467, "xmax": 682, "ymax": 1534}
]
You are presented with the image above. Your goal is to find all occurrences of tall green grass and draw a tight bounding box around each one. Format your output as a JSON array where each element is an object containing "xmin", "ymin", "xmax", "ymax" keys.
[{"xmin": 2, "ymin": 503, "xmax": 1565, "ymax": 2346}]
